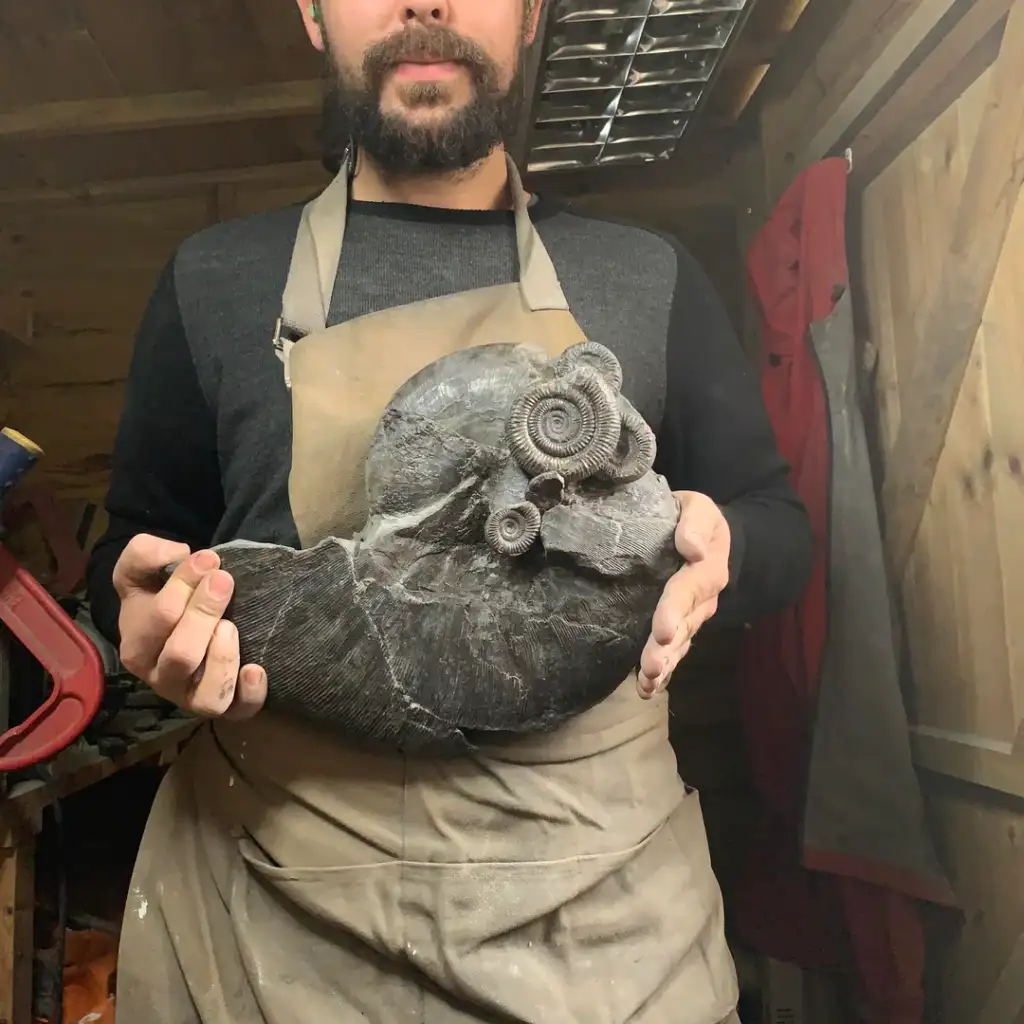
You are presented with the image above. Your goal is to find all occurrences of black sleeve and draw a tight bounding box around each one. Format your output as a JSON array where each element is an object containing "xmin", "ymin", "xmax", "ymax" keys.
[
  {"xmin": 653, "ymin": 240, "xmax": 813, "ymax": 626},
  {"xmin": 85, "ymin": 259, "xmax": 225, "ymax": 645}
]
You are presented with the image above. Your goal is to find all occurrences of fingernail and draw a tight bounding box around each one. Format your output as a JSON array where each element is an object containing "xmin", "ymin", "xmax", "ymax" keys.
[
  {"xmin": 208, "ymin": 571, "xmax": 232, "ymax": 598},
  {"xmin": 242, "ymin": 666, "xmax": 265, "ymax": 687},
  {"xmin": 193, "ymin": 550, "xmax": 218, "ymax": 572}
]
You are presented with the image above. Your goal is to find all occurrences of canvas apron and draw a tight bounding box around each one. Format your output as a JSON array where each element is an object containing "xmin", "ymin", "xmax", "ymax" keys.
[{"xmin": 115, "ymin": 156, "xmax": 740, "ymax": 1024}]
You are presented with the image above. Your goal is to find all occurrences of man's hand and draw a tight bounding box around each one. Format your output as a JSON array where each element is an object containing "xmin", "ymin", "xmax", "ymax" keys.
[
  {"xmin": 113, "ymin": 534, "xmax": 267, "ymax": 720},
  {"xmin": 637, "ymin": 492, "xmax": 731, "ymax": 698}
]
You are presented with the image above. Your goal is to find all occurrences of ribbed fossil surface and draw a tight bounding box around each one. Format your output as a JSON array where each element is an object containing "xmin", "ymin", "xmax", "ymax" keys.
[{"xmin": 213, "ymin": 341, "xmax": 680, "ymax": 755}]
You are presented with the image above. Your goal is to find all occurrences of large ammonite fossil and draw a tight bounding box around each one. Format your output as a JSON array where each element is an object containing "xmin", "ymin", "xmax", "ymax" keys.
[{"xmin": 209, "ymin": 341, "xmax": 681, "ymax": 756}]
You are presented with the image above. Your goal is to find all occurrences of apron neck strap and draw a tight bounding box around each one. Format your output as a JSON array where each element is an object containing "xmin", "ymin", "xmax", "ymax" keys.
[
  {"xmin": 278, "ymin": 151, "xmax": 569, "ymax": 338},
  {"xmin": 505, "ymin": 155, "xmax": 570, "ymax": 314}
]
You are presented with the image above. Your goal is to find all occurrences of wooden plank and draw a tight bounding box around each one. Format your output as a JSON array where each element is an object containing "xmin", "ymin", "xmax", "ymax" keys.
[
  {"xmin": 74, "ymin": 0, "xmax": 315, "ymax": 96},
  {"xmin": 750, "ymin": 0, "xmax": 849, "ymax": 106},
  {"xmin": 0, "ymin": 381, "xmax": 125, "ymax": 499},
  {"xmin": 920, "ymin": 784, "xmax": 1024, "ymax": 1019},
  {"xmin": 849, "ymin": 0, "xmax": 1010, "ymax": 186},
  {"xmin": 0, "ymin": 79, "xmax": 324, "ymax": 139},
  {"xmin": 0, "ymin": 297, "xmax": 31, "ymax": 348},
  {"xmin": 0, "ymin": 145, "xmax": 735, "ymax": 208},
  {"xmin": 881, "ymin": 0, "xmax": 1024, "ymax": 578},
  {"xmin": 760, "ymin": 0, "xmax": 960, "ymax": 199},
  {"xmin": 912, "ymin": 729, "xmax": 1024, "ymax": 799},
  {"xmin": 0, "ymin": 824, "xmax": 34, "ymax": 1024},
  {"xmin": 788, "ymin": 0, "xmax": 957, "ymax": 159},
  {"xmin": 860, "ymin": 65, "xmax": 1024, "ymax": 761},
  {"xmin": 0, "ymin": 159, "xmax": 329, "ymax": 207},
  {"xmin": 978, "ymin": 927, "xmax": 1024, "ymax": 1024},
  {"xmin": 1, "ymin": 718, "xmax": 200, "ymax": 821},
  {"xmin": 0, "ymin": 4, "xmax": 120, "ymax": 111}
]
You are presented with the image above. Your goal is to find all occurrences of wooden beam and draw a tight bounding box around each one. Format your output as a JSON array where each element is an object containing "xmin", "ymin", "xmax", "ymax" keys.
[
  {"xmin": 760, "ymin": 0, "xmax": 961, "ymax": 200},
  {"xmin": 0, "ymin": 137, "xmax": 735, "ymax": 210},
  {"xmin": 749, "ymin": 0, "xmax": 851, "ymax": 110},
  {"xmin": 0, "ymin": 160, "xmax": 331, "ymax": 207},
  {"xmin": 0, "ymin": 79, "xmax": 325, "ymax": 139},
  {"xmin": 0, "ymin": 822, "xmax": 35, "ymax": 1024},
  {"xmin": 911, "ymin": 728, "xmax": 1024, "ymax": 799},
  {"xmin": 849, "ymin": 0, "xmax": 1011, "ymax": 186},
  {"xmin": 881, "ymin": 0, "xmax": 1024, "ymax": 578}
]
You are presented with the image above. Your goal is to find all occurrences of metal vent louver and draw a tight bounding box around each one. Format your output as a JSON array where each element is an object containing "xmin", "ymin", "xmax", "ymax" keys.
[{"xmin": 526, "ymin": 0, "xmax": 751, "ymax": 173}]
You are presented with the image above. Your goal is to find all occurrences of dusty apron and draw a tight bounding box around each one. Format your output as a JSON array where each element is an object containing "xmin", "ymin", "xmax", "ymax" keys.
[{"xmin": 115, "ymin": 155, "xmax": 740, "ymax": 1024}]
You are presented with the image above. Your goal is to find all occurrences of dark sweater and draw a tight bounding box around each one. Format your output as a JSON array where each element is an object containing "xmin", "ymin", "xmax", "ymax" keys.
[{"xmin": 85, "ymin": 192, "xmax": 813, "ymax": 643}]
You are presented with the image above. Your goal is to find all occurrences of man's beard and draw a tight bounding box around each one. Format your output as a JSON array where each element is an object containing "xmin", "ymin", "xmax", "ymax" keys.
[{"xmin": 318, "ymin": 25, "xmax": 524, "ymax": 177}]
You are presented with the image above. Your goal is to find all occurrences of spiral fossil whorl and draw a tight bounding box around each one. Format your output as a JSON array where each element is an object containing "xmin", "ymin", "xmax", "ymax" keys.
[
  {"xmin": 485, "ymin": 502, "xmax": 541, "ymax": 557},
  {"xmin": 506, "ymin": 367, "xmax": 620, "ymax": 483},
  {"xmin": 597, "ymin": 407, "xmax": 658, "ymax": 485},
  {"xmin": 554, "ymin": 341, "xmax": 624, "ymax": 392}
]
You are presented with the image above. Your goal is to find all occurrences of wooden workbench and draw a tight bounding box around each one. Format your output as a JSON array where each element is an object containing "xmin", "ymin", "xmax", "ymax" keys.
[{"xmin": 0, "ymin": 716, "xmax": 200, "ymax": 1024}]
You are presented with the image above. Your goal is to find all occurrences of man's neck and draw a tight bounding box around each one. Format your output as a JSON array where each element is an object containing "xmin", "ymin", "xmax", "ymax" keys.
[{"xmin": 350, "ymin": 147, "xmax": 517, "ymax": 212}]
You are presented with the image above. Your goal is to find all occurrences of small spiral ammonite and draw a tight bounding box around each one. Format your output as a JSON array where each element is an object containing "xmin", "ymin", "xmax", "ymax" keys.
[
  {"xmin": 596, "ymin": 407, "xmax": 658, "ymax": 485},
  {"xmin": 485, "ymin": 502, "xmax": 542, "ymax": 557},
  {"xmin": 506, "ymin": 367, "xmax": 620, "ymax": 483},
  {"xmin": 553, "ymin": 341, "xmax": 624, "ymax": 393}
]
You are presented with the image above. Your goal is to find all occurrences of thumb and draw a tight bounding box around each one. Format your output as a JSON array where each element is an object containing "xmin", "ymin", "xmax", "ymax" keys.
[
  {"xmin": 113, "ymin": 535, "xmax": 193, "ymax": 598},
  {"xmin": 675, "ymin": 528, "xmax": 707, "ymax": 562},
  {"xmin": 673, "ymin": 492, "xmax": 720, "ymax": 562}
]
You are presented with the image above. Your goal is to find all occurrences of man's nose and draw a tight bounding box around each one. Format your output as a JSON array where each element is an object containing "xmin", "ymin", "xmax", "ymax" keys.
[{"xmin": 400, "ymin": 0, "xmax": 450, "ymax": 26}]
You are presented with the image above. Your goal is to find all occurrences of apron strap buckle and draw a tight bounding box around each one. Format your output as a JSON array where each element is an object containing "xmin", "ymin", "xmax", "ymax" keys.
[{"xmin": 272, "ymin": 318, "xmax": 306, "ymax": 390}]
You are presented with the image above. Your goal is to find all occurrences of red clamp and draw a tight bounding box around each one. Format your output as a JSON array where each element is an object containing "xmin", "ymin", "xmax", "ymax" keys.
[{"xmin": 0, "ymin": 545, "xmax": 104, "ymax": 771}]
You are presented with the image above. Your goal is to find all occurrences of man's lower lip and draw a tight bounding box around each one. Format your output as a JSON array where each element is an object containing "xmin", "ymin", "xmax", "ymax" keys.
[{"xmin": 393, "ymin": 61, "xmax": 460, "ymax": 80}]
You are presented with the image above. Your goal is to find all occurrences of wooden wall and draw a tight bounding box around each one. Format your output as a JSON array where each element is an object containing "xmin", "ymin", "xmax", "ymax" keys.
[
  {"xmin": 0, "ymin": 176, "xmax": 324, "ymax": 504},
  {"xmin": 733, "ymin": 1, "xmax": 1024, "ymax": 1017},
  {"xmin": 858, "ymin": 58, "xmax": 1024, "ymax": 1019}
]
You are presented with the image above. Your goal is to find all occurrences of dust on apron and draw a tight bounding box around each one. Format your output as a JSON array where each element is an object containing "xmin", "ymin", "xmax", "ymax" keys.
[{"xmin": 115, "ymin": 154, "xmax": 740, "ymax": 1024}]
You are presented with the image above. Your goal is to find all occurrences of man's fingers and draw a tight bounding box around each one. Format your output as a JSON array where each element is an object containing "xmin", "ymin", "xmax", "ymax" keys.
[
  {"xmin": 151, "ymin": 568, "xmax": 234, "ymax": 697},
  {"xmin": 222, "ymin": 664, "xmax": 269, "ymax": 722},
  {"xmin": 155, "ymin": 549, "xmax": 222, "ymax": 625},
  {"xmin": 118, "ymin": 551, "xmax": 205, "ymax": 678},
  {"xmin": 648, "ymin": 566, "xmax": 706, "ymax": 646},
  {"xmin": 113, "ymin": 535, "xmax": 193, "ymax": 599},
  {"xmin": 638, "ymin": 643, "xmax": 691, "ymax": 701},
  {"xmin": 638, "ymin": 597, "xmax": 718, "ymax": 695},
  {"xmin": 186, "ymin": 619, "xmax": 242, "ymax": 716}
]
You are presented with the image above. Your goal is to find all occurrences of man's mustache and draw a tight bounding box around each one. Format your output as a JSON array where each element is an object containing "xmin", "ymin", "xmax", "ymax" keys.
[{"xmin": 362, "ymin": 26, "xmax": 498, "ymax": 90}]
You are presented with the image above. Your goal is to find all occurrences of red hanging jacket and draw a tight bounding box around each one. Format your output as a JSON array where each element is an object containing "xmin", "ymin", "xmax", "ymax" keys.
[{"xmin": 733, "ymin": 157, "xmax": 948, "ymax": 1023}]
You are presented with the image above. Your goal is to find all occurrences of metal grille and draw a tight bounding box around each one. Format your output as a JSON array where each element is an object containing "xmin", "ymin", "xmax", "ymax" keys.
[{"xmin": 526, "ymin": 0, "xmax": 751, "ymax": 172}]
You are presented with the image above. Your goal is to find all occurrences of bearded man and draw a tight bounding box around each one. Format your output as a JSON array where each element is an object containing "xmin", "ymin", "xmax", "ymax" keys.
[{"xmin": 85, "ymin": 1, "xmax": 813, "ymax": 1021}]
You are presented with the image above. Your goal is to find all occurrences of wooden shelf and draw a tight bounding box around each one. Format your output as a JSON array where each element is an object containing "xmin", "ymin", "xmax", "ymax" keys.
[
  {"xmin": 0, "ymin": 715, "xmax": 200, "ymax": 1024},
  {"xmin": 0, "ymin": 716, "xmax": 199, "ymax": 824}
]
